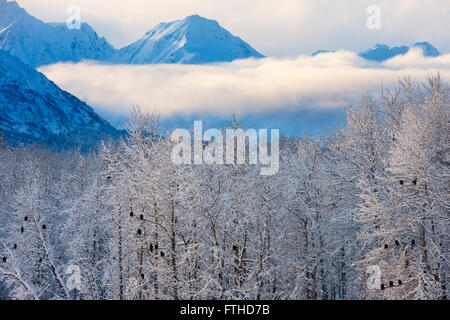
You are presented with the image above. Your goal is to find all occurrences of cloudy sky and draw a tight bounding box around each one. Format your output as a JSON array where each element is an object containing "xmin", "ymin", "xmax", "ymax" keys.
[{"xmin": 15, "ymin": 0, "xmax": 450, "ymax": 57}]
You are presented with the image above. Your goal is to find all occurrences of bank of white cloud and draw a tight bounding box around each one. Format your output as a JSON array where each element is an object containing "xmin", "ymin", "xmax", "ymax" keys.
[{"xmin": 39, "ymin": 50, "xmax": 450, "ymax": 119}]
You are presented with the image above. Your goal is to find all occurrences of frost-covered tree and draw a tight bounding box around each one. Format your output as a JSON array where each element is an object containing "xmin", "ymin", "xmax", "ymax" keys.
[
  {"xmin": 358, "ymin": 75, "xmax": 449, "ymax": 300},
  {"xmin": 0, "ymin": 147, "xmax": 70, "ymax": 299},
  {"xmin": 0, "ymin": 76, "xmax": 447, "ymax": 301}
]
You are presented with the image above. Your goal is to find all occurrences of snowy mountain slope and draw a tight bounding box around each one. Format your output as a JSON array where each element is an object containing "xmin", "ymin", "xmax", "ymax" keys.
[
  {"xmin": 358, "ymin": 42, "xmax": 441, "ymax": 62},
  {"xmin": 0, "ymin": 50, "xmax": 116, "ymax": 142},
  {"xmin": 312, "ymin": 42, "xmax": 442, "ymax": 61},
  {"xmin": 312, "ymin": 50, "xmax": 334, "ymax": 56},
  {"xmin": 0, "ymin": 0, "xmax": 114, "ymax": 67},
  {"xmin": 412, "ymin": 41, "xmax": 441, "ymax": 57},
  {"xmin": 112, "ymin": 15, "xmax": 264, "ymax": 64}
]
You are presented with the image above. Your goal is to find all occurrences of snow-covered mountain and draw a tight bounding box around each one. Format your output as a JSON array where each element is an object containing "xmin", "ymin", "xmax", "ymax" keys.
[
  {"xmin": 112, "ymin": 15, "xmax": 264, "ymax": 64},
  {"xmin": 0, "ymin": 50, "xmax": 116, "ymax": 143},
  {"xmin": 1, "ymin": 2, "xmax": 263, "ymax": 66},
  {"xmin": 0, "ymin": 0, "xmax": 114, "ymax": 67},
  {"xmin": 312, "ymin": 42, "xmax": 441, "ymax": 62},
  {"xmin": 412, "ymin": 42, "xmax": 441, "ymax": 57},
  {"xmin": 312, "ymin": 50, "xmax": 334, "ymax": 56},
  {"xmin": 358, "ymin": 42, "xmax": 441, "ymax": 62}
]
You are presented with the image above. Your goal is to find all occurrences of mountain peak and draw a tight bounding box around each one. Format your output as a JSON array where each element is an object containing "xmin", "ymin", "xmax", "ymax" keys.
[
  {"xmin": 0, "ymin": 1, "xmax": 115, "ymax": 67},
  {"xmin": 0, "ymin": 0, "xmax": 28, "ymax": 21},
  {"xmin": 183, "ymin": 14, "xmax": 220, "ymax": 28},
  {"xmin": 114, "ymin": 15, "xmax": 263, "ymax": 64},
  {"xmin": 412, "ymin": 41, "xmax": 440, "ymax": 57},
  {"xmin": 185, "ymin": 14, "xmax": 206, "ymax": 21},
  {"xmin": 359, "ymin": 42, "xmax": 440, "ymax": 62},
  {"xmin": 183, "ymin": 14, "xmax": 218, "ymax": 24},
  {"xmin": 312, "ymin": 49, "xmax": 335, "ymax": 56},
  {"xmin": 1, "ymin": 5, "xmax": 263, "ymax": 66}
]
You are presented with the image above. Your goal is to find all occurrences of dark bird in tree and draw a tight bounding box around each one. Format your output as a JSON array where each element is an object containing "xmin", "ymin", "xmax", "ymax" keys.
[
  {"xmin": 389, "ymin": 281, "xmax": 394, "ymax": 287},
  {"xmin": 398, "ymin": 280, "xmax": 402, "ymax": 285},
  {"xmin": 384, "ymin": 244, "xmax": 388, "ymax": 249},
  {"xmin": 2, "ymin": 257, "xmax": 6, "ymax": 263},
  {"xmin": 24, "ymin": 216, "xmax": 28, "ymax": 221},
  {"xmin": 160, "ymin": 252, "xmax": 165, "ymax": 257},
  {"xmin": 150, "ymin": 243, "xmax": 154, "ymax": 253},
  {"xmin": 140, "ymin": 214, "xmax": 144, "ymax": 220},
  {"xmin": 141, "ymin": 274, "xmax": 145, "ymax": 280},
  {"xmin": 381, "ymin": 284, "xmax": 385, "ymax": 290},
  {"xmin": 412, "ymin": 179, "xmax": 417, "ymax": 185},
  {"xmin": 411, "ymin": 239, "xmax": 416, "ymax": 246},
  {"xmin": 137, "ymin": 229, "xmax": 142, "ymax": 236},
  {"xmin": 42, "ymin": 225, "xmax": 46, "ymax": 230},
  {"xmin": 233, "ymin": 245, "xmax": 238, "ymax": 251},
  {"xmin": 130, "ymin": 212, "xmax": 134, "ymax": 217},
  {"xmin": 395, "ymin": 240, "xmax": 400, "ymax": 246},
  {"xmin": 21, "ymin": 226, "xmax": 24, "ymax": 233},
  {"xmin": 155, "ymin": 243, "xmax": 158, "ymax": 250},
  {"xmin": 399, "ymin": 180, "xmax": 404, "ymax": 185},
  {"xmin": 13, "ymin": 244, "xmax": 17, "ymax": 250}
]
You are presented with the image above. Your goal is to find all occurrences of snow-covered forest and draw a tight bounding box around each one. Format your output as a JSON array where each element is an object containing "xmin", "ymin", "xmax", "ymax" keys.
[{"xmin": 0, "ymin": 76, "xmax": 448, "ymax": 300}]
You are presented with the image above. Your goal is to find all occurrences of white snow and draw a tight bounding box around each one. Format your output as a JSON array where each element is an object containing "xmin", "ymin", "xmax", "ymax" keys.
[
  {"xmin": 111, "ymin": 14, "xmax": 264, "ymax": 64},
  {"xmin": 0, "ymin": 0, "xmax": 115, "ymax": 67},
  {"xmin": 0, "ymin": 50, "xmax": 115, "ymax": 141}
]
